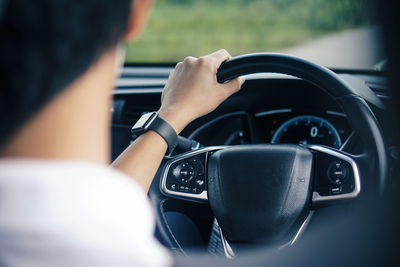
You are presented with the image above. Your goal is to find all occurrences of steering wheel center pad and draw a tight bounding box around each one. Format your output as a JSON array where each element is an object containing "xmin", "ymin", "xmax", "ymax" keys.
[{"xmin": 207, "ymin": 145, "xmax": 313, "ymax": 243}]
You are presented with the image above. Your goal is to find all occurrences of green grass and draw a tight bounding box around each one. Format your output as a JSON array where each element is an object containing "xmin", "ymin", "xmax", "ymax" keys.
[{"xmin": 125, "ymin": 0, "xmax": 375, "ymax": 63}]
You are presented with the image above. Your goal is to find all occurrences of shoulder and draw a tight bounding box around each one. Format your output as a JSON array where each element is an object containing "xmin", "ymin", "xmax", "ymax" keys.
[{"xmin": 0, "ymin": 159, "xmax": 172, "ymax": 267}]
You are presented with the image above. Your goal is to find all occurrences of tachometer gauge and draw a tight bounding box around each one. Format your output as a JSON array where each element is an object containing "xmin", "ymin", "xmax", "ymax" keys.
[{"xmin": 271, "ymin": 115, "xmax": 342, "ymax": 148}]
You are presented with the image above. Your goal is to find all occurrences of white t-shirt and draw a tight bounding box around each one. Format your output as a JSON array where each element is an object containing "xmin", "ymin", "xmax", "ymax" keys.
[{"xmin": 0, "ymin": 159, "xmax": 172, "ymax": 267}]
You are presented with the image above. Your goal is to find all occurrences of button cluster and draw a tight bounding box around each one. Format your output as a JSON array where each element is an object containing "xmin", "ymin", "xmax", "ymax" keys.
[
  {"xmin": 166, "ymin": 154, "xmax": 206, "ymax": 194},
  {"xmin": 326, "ymin": 160, "xmax": 354, "ymax": 195},
  {"xmin": 328, "ymin": 161, "xmax": 348, "ymax": 185},
  {"xmin": 314, "ymin": 152, "xmax": 355, "ymax": 197}
]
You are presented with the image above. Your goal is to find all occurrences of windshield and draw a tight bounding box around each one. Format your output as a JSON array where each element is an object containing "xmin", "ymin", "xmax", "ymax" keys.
[{"xmin": 125, "ymin": 0, "xmax": 384, "ymax": 70}]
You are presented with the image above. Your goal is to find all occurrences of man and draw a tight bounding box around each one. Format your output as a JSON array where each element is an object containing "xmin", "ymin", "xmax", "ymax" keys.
[{"xmin": 0, "ymin": 0, "xmax": 244, "ymax": 266}]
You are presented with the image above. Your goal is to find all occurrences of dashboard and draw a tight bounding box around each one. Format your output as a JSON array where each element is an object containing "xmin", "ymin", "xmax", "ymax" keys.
[
  {"xmin": 187, "ymin": 108, "xmax": 351, "ymax": 149},
  {"xmin": 112, "ymin": 71, "xmax": 393, "ymax": 159}
]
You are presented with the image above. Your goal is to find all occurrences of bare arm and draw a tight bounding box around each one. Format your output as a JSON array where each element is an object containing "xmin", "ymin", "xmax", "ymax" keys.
[{"xmin": 111, "ymin": 50, "xmax": 244, "ymax": 192}]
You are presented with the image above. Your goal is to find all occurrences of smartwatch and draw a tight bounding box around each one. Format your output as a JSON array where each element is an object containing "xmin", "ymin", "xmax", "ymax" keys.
[{"xmin": 131, "ymin": 111, "xmax": 178, "ymax": 154}]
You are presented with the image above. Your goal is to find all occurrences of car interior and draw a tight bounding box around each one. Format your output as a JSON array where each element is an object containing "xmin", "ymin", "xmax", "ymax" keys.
[
  {"xmin": 1, "ymin": 0, "xmax": 399, "ymax": 266},
  {"xmin": 110, "ymin": 0, "xmax": 400, "ymax": 265},
  {"xmin": 111, "ymin": 55, "xmax": 395, "ymax": 251}
]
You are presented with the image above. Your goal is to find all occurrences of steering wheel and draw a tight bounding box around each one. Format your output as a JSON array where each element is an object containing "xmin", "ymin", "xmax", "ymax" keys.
[{"xmin": 148, "ymin": 53, "xmax": 388, "ymax": 256}]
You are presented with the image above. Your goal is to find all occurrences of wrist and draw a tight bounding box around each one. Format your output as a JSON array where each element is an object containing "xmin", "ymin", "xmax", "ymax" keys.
[{"xmin": 158, "ymin": 106, "xmax": 192, "ymax": 134}]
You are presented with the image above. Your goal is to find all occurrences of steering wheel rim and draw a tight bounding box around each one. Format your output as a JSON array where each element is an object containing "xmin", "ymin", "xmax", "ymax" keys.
[
  {"xmin": 149, "ymin": 53, "xmax": 388, "ymax": 254},
  {"xmin": 217, "ymin": 53, "xmax": 387, "ymax": 194}
]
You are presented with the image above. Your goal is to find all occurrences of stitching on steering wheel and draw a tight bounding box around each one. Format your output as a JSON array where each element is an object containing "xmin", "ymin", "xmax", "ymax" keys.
[{"xmin": 159, "ymin": 198, "xmax": 187, "ymax": 255}]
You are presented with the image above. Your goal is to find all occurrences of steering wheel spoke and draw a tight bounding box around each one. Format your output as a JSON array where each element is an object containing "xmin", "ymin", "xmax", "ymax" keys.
[
  {"xmin": 308, "ymin": 145, "xmax": 361, "ymax": 205},
  {"xmin": 160, "ymin": 146, "xmax": 226, "ymax": 202}
]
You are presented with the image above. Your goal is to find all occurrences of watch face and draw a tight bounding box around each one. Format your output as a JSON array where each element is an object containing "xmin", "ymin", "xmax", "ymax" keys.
[{"xmin": 131, "ymin": 112, "xmax": 157, "ymax": 133}]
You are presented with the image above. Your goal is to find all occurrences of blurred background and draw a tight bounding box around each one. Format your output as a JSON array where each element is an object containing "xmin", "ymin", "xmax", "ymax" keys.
[{"xmin": 125, "ymin": 0, "xmax": 384, "ymax": 69}]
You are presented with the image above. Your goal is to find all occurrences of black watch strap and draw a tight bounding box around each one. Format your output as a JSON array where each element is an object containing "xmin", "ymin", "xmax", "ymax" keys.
[
  {"xmin": 147, "ymin": 116, "xmax": 178, "ymax": 154},
  {"xmin": 131, "ymin": 112, "xmax": 178, "ymax": 154}
]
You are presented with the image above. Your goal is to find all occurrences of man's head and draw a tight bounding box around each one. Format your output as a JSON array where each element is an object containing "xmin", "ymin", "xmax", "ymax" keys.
[{"xmin": 0, "ymin": 0, "xmax": 152, "ymax": 149}]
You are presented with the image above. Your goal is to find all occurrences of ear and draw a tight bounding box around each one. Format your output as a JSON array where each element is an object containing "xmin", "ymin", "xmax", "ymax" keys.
[{"xmin": 123, "ymin": 0, "xmax": 154, "ymax": 42}]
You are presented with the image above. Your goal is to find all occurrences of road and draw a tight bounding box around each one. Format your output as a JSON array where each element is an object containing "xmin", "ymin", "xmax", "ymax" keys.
[{"xmin": 282, "ymin": 27, "xmax": 385, "ymax": 69}]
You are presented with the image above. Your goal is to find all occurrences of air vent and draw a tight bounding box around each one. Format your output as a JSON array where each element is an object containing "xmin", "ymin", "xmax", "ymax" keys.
[{"xmin": 366, "ymin": 81, "xmax": 391, "ymax": 99}]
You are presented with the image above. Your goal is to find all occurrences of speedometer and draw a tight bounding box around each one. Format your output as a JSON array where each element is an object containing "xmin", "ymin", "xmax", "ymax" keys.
[{"xmin": 271, "ymin": 115, "xmax": 342, "ymax": 148}]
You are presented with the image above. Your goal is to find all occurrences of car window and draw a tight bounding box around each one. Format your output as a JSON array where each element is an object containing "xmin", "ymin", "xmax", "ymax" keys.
[{"xmin": 125, "ymin": 0, "xmax": 382, "ymax": 69}]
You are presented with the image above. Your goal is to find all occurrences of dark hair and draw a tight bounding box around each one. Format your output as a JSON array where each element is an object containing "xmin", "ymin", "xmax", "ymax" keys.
[{"xmin": 0, "ymin": 0, "xmax": 131, "ymax": 147}]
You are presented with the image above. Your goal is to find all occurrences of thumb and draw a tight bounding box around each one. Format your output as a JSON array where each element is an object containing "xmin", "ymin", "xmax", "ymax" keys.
[{"xmin": 221, "ymin": 76, "xmax": 245, "ymax": 96}]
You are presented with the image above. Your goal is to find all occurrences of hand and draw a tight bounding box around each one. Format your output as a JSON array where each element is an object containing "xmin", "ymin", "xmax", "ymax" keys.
[{"xmin": 158, "ymin": 49, "xmax": 245, "ymax": 133}]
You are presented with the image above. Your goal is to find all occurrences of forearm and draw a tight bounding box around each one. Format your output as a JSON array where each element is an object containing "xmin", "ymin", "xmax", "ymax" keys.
[
  {"xmin": 111, "ymin": 131, "xmax": 167, "ymax": 191},
  {"xmin": 111, "ymin": 50, "xmax": 243, "ymax": 192},
  {"xmin": 111, "ymin": 109, "xmax": 189, "ymax": 192}
]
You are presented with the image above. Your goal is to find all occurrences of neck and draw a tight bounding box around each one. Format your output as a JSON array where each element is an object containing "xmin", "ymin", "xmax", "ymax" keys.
[{"xmin": 1, "ymin": 49, "xmax": 118, "ymax": 165}]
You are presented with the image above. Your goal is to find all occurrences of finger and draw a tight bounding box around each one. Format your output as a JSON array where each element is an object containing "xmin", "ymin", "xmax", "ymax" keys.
[
  {"xmin": 174, "ymin": 62, "xmax": 182, "ymax": 72},
  {"xmin": 221, "ymin": 76, "xmax": 245, "ymax": 97},
  {"xmin": 208, "ymin": 49, "xmax": 232, "ymax": 65},
  {"xmin": 183, "ymin": 56, "xmax": 197, "ymax": 64},
  {"xmin": 161, "ymin": 91, "xmax": 165, "ymax": 102}
]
